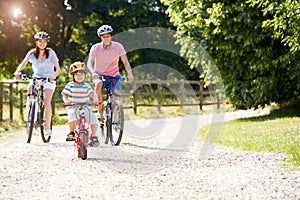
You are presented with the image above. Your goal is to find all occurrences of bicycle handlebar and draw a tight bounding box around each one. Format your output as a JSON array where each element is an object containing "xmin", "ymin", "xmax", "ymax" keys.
[
  {"xmin": 20, "ymin": 74, "xmax": 53, "ymax": 82},
  {"xmin": 62, "ymin": 102, "xmax": 100, "ymax": 108},
  {"xmin": 98, "ymin": 75, "xmax": 127, "ymax": 83}
]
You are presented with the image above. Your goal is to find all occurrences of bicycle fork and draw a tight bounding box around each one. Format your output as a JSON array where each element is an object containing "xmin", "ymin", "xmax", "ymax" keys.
[
  {"xmin": 25, "ymin": 96, "xmax": 38, "ymax": 123},
  {"xmin": 75, "ymin": 116, "xmax": 89, "ymax": 149}
]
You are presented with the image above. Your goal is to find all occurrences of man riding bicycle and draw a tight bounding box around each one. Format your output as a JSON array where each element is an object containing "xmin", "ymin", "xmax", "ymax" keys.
[{"xmin": 86, "ymin": 25, "xmax": 134, "ymax": 119}]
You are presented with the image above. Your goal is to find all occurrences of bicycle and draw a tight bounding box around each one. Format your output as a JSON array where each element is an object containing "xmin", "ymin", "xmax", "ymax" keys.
[
  {"xmin": 63, "ymin": 102, "xmax": 98, "ymax": 160},
  {"xmin": 21, "ymin": 74, "xmax": 52, "ymax": 143},
  {"xmin": 98, "ymin": 76, "xmax": 126, "ymax": 146}
]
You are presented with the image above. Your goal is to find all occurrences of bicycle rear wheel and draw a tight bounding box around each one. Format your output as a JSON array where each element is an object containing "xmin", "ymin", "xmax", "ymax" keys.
[
  {"xmin": 26, "ymin": 100, "xmax": 35, "ymax": 143},
  {"xmin": 39, "ymin": 103, "xmax": 51, "ymax": 143},
  {"xmin": 109, "ymin": 100, "xmax": 124, "ymax": 146}
]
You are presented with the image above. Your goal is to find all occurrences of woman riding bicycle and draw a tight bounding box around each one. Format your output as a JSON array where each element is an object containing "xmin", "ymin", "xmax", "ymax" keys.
[
  {"xmin": 13, "ymin": 31, "xmax": 61, "ymax": 136},
  {"xmin": 86, "ymin": 25, "xmax": 134, "ymax": 119}
]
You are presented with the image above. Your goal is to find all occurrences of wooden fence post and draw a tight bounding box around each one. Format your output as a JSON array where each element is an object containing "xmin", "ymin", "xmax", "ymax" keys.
[
  {"xmin": 9, "ymin": 83, "xmax": 13, "ymax": 121},
  {"xmin": 217, "ymin": 92, "xmax": 220, "ymax": 109},
  {"xmin": 199, "ymin": 80, "xmax": 204, "ymax": 110},
  {"xmin": 180, "ymin": 79, "xmax": 184, "ymax": 109},
  {"xmin": 157, "ymin": 79, "xmax": 162, "ymax": 112},
  {"xmin": 132, "ymin": 81, "xmax": 137, "ymax": 114},
  {"xmin": 0, "ymin": 83, "xmax": 3, "ymax": 121}
]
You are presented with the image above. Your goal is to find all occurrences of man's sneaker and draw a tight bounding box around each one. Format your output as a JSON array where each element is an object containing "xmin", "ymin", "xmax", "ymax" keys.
[
  {"xmin": 44, "ymin": 129, "xmax": 52, "ymax": 136},
  {"xmin": 66, "ymin": 132, "xmax": 75, "ymax": 141}
]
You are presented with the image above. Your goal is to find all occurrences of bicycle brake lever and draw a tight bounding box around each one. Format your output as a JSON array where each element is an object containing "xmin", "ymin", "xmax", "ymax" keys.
[{"xmin": 21, "ymin": 74, "xmax": 29, "ymax": 80}]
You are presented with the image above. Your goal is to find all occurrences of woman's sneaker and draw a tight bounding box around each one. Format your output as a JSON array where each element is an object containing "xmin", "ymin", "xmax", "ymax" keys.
[
  {"xmin": 66, "ymin": 132, "xmax": 75, "ymax": 141},
  {"xmin": 44, "ymin": 129, "xmax": 52, "ymax": 136}
]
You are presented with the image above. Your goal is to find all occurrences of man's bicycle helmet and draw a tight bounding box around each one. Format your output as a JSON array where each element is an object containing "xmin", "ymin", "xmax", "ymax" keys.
[
  {"xmin": 97, "ymin": 25, "xmax": 113, "ymax": 37},
  {"xmin": 69, "ymin": 61, "xmax": 86, "ymax": 75},
  {"xmin": 34, "ymin": 31, "xmax": 50, "ymax": 41}
]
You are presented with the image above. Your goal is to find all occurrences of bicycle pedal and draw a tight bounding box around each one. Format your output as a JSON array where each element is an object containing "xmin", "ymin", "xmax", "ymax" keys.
[{"xmin": 66, "ymin": 137, "xmax": 75, "ymax": 142}]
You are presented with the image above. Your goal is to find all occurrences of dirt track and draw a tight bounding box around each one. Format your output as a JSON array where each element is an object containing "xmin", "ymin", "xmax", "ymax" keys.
[{"xmin": 0, "ymin": 109, "xmax": 299, "ymax": 199}]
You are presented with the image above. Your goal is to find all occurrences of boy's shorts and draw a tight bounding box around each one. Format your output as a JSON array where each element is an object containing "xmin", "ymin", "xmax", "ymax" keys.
[{"xmin": 67, "ymin": 108, "xmax": 98, "ymax": 125}]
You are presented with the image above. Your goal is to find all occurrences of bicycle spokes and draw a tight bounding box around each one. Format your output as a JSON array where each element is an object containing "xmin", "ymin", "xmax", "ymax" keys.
[{"xmin": 109, "ymin": 101, "xmax": 124, "ymax": 146}]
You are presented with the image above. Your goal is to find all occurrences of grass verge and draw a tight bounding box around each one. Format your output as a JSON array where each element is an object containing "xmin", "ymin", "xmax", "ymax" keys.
[{"xmin": 198, "ymin": 102, "xmax": 300, "ymax": 169}]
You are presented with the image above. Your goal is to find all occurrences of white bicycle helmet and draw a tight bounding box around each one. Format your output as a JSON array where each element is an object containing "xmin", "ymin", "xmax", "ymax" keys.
[
  {"xmin": 34, "ymin": 31, "xmax": 50, "ymax": 41},
  {"xmin": 97, "ymin": 25, "xmax": 113, "ymax": 37}
]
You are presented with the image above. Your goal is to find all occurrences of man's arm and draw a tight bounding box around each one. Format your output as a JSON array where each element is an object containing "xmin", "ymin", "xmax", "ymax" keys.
[
  {"xmin": 87, "ymin": 53, "xmax": 101, "ymax": 83},
  {"xmin": 87, "ymin": 53, "xmax": 95, "ymax": 74},
  {"xmin": 120, "ymin": 54, "xmax": 134, "ymax": 81}
]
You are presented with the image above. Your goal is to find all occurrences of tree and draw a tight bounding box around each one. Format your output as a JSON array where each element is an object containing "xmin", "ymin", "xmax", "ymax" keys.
[
  {"xmin": 0, "ymin": 0, "xmax": 89, "ymax": 80},
  {"xmin": 162, "ymin": 0, "xmax": 300, "ymax": 109},
  {"xmin": 0, "ymin": 0, "xmax": 197, "ymax": 81}
]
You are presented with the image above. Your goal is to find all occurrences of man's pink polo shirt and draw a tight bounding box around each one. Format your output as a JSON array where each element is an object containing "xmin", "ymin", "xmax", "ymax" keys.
[{"xmin": 89, "ymin": 41, "xmax": 126, "ymax": 76}]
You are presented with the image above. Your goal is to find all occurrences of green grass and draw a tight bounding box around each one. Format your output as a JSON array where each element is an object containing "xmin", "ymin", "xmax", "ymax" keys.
[
  {"xmin": 123, "ymin": 106, "xmax": 205, "ymax": 120},
  {"xmin": 198, "ymin": 102, "xmax": 300, "ymax": 169}
]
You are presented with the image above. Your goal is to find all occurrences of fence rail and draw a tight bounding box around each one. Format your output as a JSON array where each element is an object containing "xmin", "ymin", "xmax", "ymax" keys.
[{"xmin": 0, "ymin": 80, "xmax": 221, "ymax": 122}]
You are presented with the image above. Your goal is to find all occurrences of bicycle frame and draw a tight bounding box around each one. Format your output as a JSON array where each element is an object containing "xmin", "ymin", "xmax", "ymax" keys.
[
  {"xmin": 63, "ymin": 102, "xmax": 96, "ymax": 160},
  {"xmin": 99, "ymin": 75, "xmax": 125, "ymax": 146}
]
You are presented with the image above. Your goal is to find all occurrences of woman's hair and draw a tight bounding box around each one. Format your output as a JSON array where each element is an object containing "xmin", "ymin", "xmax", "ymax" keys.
[{"xmin": 33, "ymin": 47, "xmax": 51, "ymax": 59}]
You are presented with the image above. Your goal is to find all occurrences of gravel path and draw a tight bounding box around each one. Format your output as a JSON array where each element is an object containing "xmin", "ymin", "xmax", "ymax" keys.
[{"xmin": 0, "ymin": 109, "xmax": 299, "ymax": 200}]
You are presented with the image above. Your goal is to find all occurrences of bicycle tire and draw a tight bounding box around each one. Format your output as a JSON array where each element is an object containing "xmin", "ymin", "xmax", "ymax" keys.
[
  {"xmin": 105, "ymin": 103, "xmax": 112, "ymax": 145},
  {"xmin": 26, "ymin": 100, "xmax": 35, "ymax": 143},
  {"xmin": 109, "ymin": 101, "xmax": 124, "ymax": 146},
  {"xmin": 78, "ymin": 133, "xmax": 87, "ymax": 160},
  {"xmin": 39, "ymin": 103, "xmax": 51, "ymax": 143},
  {"xmin": 98, "ymin": 102, "xmax": 109, "ymax": 144}
]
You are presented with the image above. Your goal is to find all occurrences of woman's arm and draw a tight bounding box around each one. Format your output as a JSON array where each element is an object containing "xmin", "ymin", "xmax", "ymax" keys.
[
  {"xmin": 14, "ymin": 57, "xmax": 30, "ymax": 80},
  {"xmin": 51, "ymin": 61, "xmax": 61, "ymax": 81}
]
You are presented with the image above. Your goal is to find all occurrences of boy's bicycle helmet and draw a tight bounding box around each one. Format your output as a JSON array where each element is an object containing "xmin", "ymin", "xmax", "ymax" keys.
[
  {"xmin": 34, "ymin": 31, "xmax": 50, "ymax": 41},
  {"xmin": 69, "ymin": 61, "xmax": 86, "ymax": 75},
  {"xmin": 97, "ymin": 25, "xmax": 113, "ymax": 37}
]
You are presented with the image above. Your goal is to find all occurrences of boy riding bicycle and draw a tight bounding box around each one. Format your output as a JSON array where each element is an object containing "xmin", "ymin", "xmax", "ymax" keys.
[{"xmin": 61, "ymin": 61, "xmax": 99, "ymax": 147}]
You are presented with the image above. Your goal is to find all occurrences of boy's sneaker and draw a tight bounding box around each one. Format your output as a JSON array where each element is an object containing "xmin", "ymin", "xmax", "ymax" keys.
[
  {"xmin": 66, "ymin": 132, "xmax": 75, "ymax": 141},
  {"xmin": 96, "ymin": 112, "xmax": 105, "ymax": 122},
  {"xmin": 44, "ymin": 129, "xmax": 52, "ymax": 136},
  {"xmin": 90, "ymin": 136, "xmax": 99, "ymax": 147}
]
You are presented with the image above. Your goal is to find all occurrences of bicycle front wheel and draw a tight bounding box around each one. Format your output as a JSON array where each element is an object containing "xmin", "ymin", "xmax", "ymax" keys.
[
  {"xmin": 109, "ymin": 101, "xmax": 124, "ymax": 146},
  {"xmin": 26, "ymin": 100, "xmax": 35, "ymax": 143},
  {"xmin": 39, "ymin": 103, "xmax": 51, "ymax": 143},
  {"xmin": 78, "ymin": 132, "xmax": 87, "ymax": 160}
]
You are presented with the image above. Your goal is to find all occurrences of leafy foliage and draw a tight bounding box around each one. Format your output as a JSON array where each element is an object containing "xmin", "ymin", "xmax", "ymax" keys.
[
  {"xmin": 0, "ymin": 0, "xmax": 198, "ymax": 82},
  {"xmin": 161, "ymin": 0, "xmax": 300, "ymax": 109}
]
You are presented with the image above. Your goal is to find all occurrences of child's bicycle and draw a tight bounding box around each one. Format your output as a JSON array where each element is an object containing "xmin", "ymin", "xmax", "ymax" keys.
[
  {"xmin": 98, "ymin": 76, "xmax": 126, "ymax": 146},
  {"xmin": 63, "ymin": 102, "xmax": 98, "ymax": 160},
  {"xmin": 21, "ymin": 74, "xmax": 52, "ymax": 143}
]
